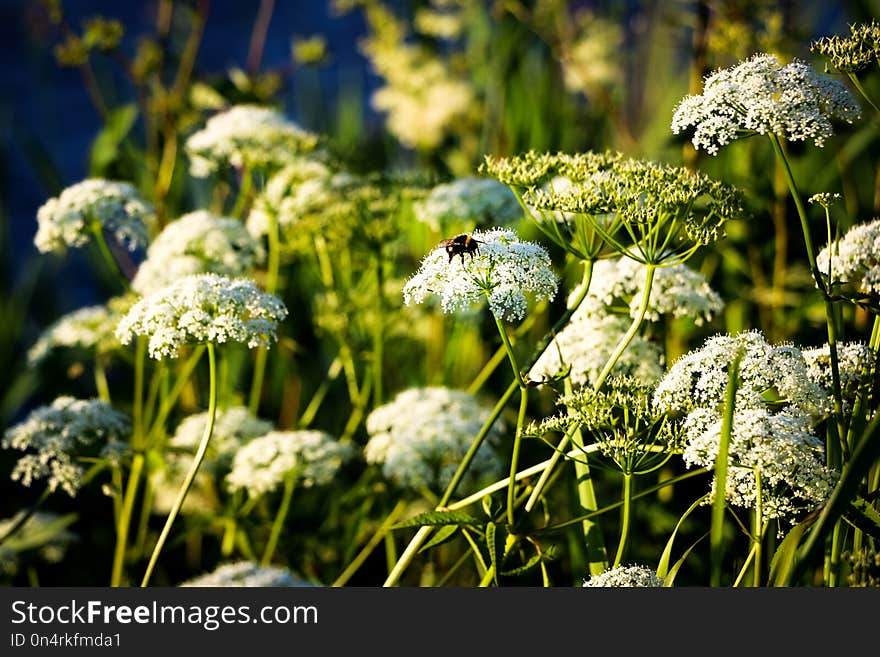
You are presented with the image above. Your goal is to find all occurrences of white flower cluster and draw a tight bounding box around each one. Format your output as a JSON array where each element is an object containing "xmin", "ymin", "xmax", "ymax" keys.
[
  {"xmin": 179, "ymin": 561, "xmax": 316, "ymax": 587},
  {"xmin": 35, "ymin": 179, "xmax": 155, "ymax": 254},
  {"xmin": 582, "ymin": 257, "xmax": 724, "ymax": 325},
  {"xmin": 132, "ymin": 211, "xmax": 265, "ymax": 296},
  {"xmin": 115, "ymin": 274, "xmax": 288, "ymax": 359},
  {"xmin": 582, "ymin": 564, "xmax": 664, "ymax": 587},
  {"xmin": 364, "ymin": 387, "xmax": 505, "ymax": 493},
  {"xmin": 27, "ymin": 296, "xmax": 132, "ymax": 365},
  {"xmin": 2, "ymin": 397, "xmax": 130, "ymax": 496},
  {"xmin": 817, "ymin": 217, "xmax": 880, "ymax": 295},
  {"xmin": 225, "ymin": 430, "xmax": 351, "ymax": 498},
  {"xmin": 170, "ymin": 406, "xmax": 272, "ymax": 469},
  {"xmin": 403, "ymin": 228, "xmax": 558, "ymax": 322},
  {"xmin": 802, "ymin": 341, "xmax": 875, "ymax": 410},
  {"xmin": 671, "ymin": 53, "xmax": 861, "ymax": 155},
  {"xmin": 413, "ymin": 178, "xmax": 522, "ymax": 231},
  {"xmin": 653, "ymin": 331, "xmax": 830, "ymax": 418},
  {"xmin": 0, "ymin": 511, "xmax": 77, "ymax": 575},
  {"xmin": 185, "ymin": 104, "xmax": 318, "ymax": 177},
  {"xmin": 530, "ymin": 313, "xmax": 664, "ymax": 388},
  {"xmin": 683, "ymin": 408, "xmax": 838, "ymax": 524},
  {"xmin": 246, "ymin": 158, "xmax": 334, "ymax": 239},
  {"xmin": 655, "ymin": 331, "xmax": 837, "ymax": 525}
]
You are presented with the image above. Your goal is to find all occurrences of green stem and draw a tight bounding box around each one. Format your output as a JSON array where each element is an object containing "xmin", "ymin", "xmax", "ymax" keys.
[
  {"xmin": 612, "ymin": 473, "xmax": 633, "ymax": 568},
  {"xmin": 94, "ymin": 359, "xmax": 111, "ymax": 403},
  {"xmin": 92, "ymin": 227, "xmax": 131, "ymax": 291},
  {"xmin": 478, "ymin": 564, "xmax": 496, "ymax": 587},
  {"xmin": 848, "ymin": 72, "xmax": 880, "ymax": 115},
  {"xmin": 110, "ymin": 452, "xmax": 144, "ymax": 586},
  {"xmin": 711, "ymin": 349, "xmax": 741, "ymax": 587},
  {"xmin": 372, "ymin": 250, "xmax": 385, "ymax": 407},
  {"xmin": 298, "ymin": 357, "xmax": 343, "ymax": 428},
  {"xmin": 0, "ymin": 487, "xmax": 52, "ymax": 546},
  {"xmin": 248, "ymin": 207, "xmax": 281, "ymax": 415},
  {"xmin": 147, "ymin": 346, "xmax": 205, "ymax": 440},
  {"xmin": 754, "ymin": 469, "xmax": 763, "ymax": 587},
  {"xmin": 141, "ymin": 342, "xmax": 218, "ymax": 587},
  {"xmin": 332, "ymin": 500, "xmax": 407, "ymax": 587},
  {"xmin": 592, "ymin": 264, "xmax": 656, "ymax": 391},
  {"xmin": 231, "ymin": 166, "xmax": 254, "ymax": 219},
  {"xmin": 261, "ymin": 472, "xmax": 296, "ymax": 566},
  {"xmin": 827, "ymin": 520, "xmax": 842, "ymax": 587}
]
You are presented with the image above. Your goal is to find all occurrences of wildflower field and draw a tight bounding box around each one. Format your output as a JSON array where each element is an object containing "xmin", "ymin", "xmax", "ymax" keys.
[{"xmin": 2, "ymin": 0, "xmax": 880, "ymax": 589}]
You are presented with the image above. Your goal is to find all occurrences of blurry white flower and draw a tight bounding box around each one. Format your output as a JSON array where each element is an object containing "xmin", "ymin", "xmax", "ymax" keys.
[
  {"xmin": 0, "ymin": 511, "xmax": 77, "ymax": 576},
  {"xmin": 35, "ymin": 179, "xmax": 154, "ymax": 254},
  {"xmin": 27, "ymin": 296, "xmax": 133, "ymax": 365},
  {"xmin": 560, "ymin": 13, "xmax": 623, "ymax": 97},
  {"xmin": 583, "ymin": 564, "xmax": 664, "ymax": 587},
  {"xmin": 403, "ymin": 228, "xmax": 557, "ymax": 322},
  {"xmin": 413, "ymin": 177, "xmax": 521, "ymax": 231},
  {"xmin": 683, "ymin": 407, "xmax": 838, "ymax": 525},
  {"xmin": 653, "ymin": 330, "xmax": 830, "ymax": 419},
  {"xmin": 225, "ymin": 430, "xmax": 351, "ymax": 498},
  {"xmin": 185, "ymin": 104, "xmax": 318, "ymax": 176},
  {"xmin": 179, "ymin": 561, "xmax": 316, "ymax": 587},
  {"xmin": 170, "ymin": 406, "xmax": 273, "ymax": 465},
  {"xmin": 364, "ymin": 387, "xmax": 505, "ymax": 494},
  {"xmin": 671, "ymin": 53, "xmax": 861, "ymax": 155},
  {"xmin": 530, "ymin": 312, "xmax": 664, "ymax": 387},
  {"xmin": 132, "ymin": 211, "xmax": 265, "ymax": 296},
  {"xmin": 580, "ymin": 257, "xmax": 724, "ymax": 325},
  {"xmin": 2, "ymin": 397, "xmax": 130, "ymax": 496},
  {"xmin": 115, "ymin": 274, "xmax": 288, "ymax": 359},
  {"xmin": 817, "ymin": 217, "xmax": 880, "ymax": 295}
]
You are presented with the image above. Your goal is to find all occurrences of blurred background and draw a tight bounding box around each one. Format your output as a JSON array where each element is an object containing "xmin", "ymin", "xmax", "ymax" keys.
[{"xmin": 1, "ymin": 0, "xmax": 878, "ymax": 585}]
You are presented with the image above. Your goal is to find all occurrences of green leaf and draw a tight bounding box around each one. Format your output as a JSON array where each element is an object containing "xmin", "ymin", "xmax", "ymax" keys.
[
  {"xmin": 656, "ymin": 494, "xmax": 709, "ymax": 578},
  {"xmin": 391, "ymin": 510, "xmax": 481, "ymax": 529},
  {"xmin": 2, "ymin": 513, "xmax": 78, "ymax": 553},
  {"xmin": 89, "ymin": 103, "xmax": 138, "ymax": 175},
  {"xmin": 500, "ymin": 552, "xmax": 543, "ymax": 577},
  {"xmin": 419, "ymin": 525, "xmax": 459, "ymax": 553},
  {"xmin": 768, "ymin": 515, "xmax": 813, "ymax": 587},
  {"xmin": 843, "ymin": 496, "xmax": 880, "ymax": 541},
  {"xmin": 664, "ymin": 531, "xmax": 709, "ymax": 587},
  {"xmin": 485, "ymin": 522, "xmax": 498, "ymax": 586}
]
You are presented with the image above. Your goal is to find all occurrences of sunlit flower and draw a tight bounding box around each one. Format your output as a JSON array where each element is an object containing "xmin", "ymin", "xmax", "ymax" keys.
[
  {"xmin": 580, "ymin": 257, "xmax": 724, "ymax": 325},
  {"xmin": 225, "ymin": 430, "xmax": 352, "ymax": 498},
  {"xmin": 364, "ymin": 387, "xmax": 505, "ymax": 493},
  {"xmin": 583, "ymin": 564, "xmax": 664, "ymax": 587},
  {"xmin": 2, "ymin": 397, "xmax": 130, "ymax": 496},
  {"xmin": 115, "ymin": 274, "xmax": 288, "ymax": 359},
  {"xmin": 179, "ymin": 561, "xmax": 317, "ymax": 587},
  {"xmin": 132, "ymin": 211, "xmax": 265, "ymax": 296},
  {"xmin": 413, "ymin": 177, "xmax": 522, "ymax": 231},
  {"xmin": 653, "ymin": 330, "xmax": 830, "ymax": 419},
  {"xmin": 683, "ymin": 407, "xmax": 838, "ymax": 525},
  {"xmin": 185, "ymin": 104, "xmax": 319, "ymax": 177},
  {"xmin": 35, "ymin": 179, "xmax": 154, "ymax": 254},
  {"xmin": 402, "ymin": 228, "xmax": 557, "ymax": 322},
  {"xmin": 812, "ymin": 20, "xmax": 880, "ymax": 73},
  {"xmin": 671, "ymin": 53, "xmax": 861, "ymax": 155},
  {"xmin": 802, "ymin": 341, "xmax": 875, "ymax": 410},
  {"xmin": 27, "ymin": 295, "xmax": 133, "ymax": 365},
  {"xmin": 816, "ymin": 217, "xmax": 880, "ymax": 296},
  {"xmin": 529, "ymin": 312, "xmax": 664, "ymax": 387}
]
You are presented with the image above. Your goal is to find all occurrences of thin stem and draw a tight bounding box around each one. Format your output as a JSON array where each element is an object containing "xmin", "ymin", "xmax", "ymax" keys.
[
  {"xmin": 372, "ymin": 249, "xmax": 385, "ymax": 407},
  {"xmin": 524, "ymin": 422, "xmax": 577, "ymax": 513},
  {"xmin": 0, "ymin": 488, "xmax": 52, "ymax": 546},
  {"xmin": 848, "ymin": 72, "xmax": 880, "ymax": 115},
  {"xmin": 110, "ymin": 452, "xmax": 144, "ymax": 586},
  {"xmin": 147, "ymin": 346, "xmax": 205, "ymax": 440},
  {"xmin": 248, "ymin": 206, "xmax": 281, "ymax": 415},
  {"xmin": 93, "ymin": 228, "xmax": 131, "ymax": 291},
  {"xmin": 753, "ymin": 469, "xmax": 763, "ymax": 587},
  {"xmin": 94, "ymin": 359, "xmax": 111, "ymax": 403},
  {"xmin": 261, "ymin": 472, "xmax": 296, "ymax": 566},
  {"xmin": 231, "ymin": 166, "xmax": 254, "ymax": 219},
  {"xmin": 298, "ymin": 357, "xmax": 343, "ymax": 429},
  {"xmin": 141, "ymin": 342, "xmax": 218, "ymax": 587},
  {"xmin": 592, "ymin": 264, "xmax": 656, "ymax": 391},
  {"xmin": 612, "ymin": 473, "xmax": 633, "ymax": 568},
  {"xmin": 332, "ymin": 500, "xmax": 407, "ymax": 587},
  {"xmin": 507, "ymin": 387, "xmax": 529, "ymax": 526}
]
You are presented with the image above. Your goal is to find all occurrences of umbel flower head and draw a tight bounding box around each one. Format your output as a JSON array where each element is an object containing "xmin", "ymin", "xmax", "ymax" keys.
[
  {"xmin": 179, "ymin": 561, "xmax": 316, "ymax": 587},
  {"xmin": 583, "ymin": 564, "xmax": 665, "ymax": 587},
  {"xmin": 671, "ymin": 52, "xmax": 861, "ymax": 155},
  {"xmin": 115, "ymin": 274, "xmax": 288, "ymax": 359},
  {"xmin": 412, "ymin": 177, "xmax": 522, "ymax": 232},
  {"xmin": 816, "ymin": 217, "xmax": 880, "ymax": 296},
  {"xmin": 683, "ymin": 407, "xmax": 838, "ymax": 526},
  {"xmin": 132, "ymin": 211, "xmax": 265, "ymax": 296},
  {"xmin": 184, "ymin": 104, "xmax": 319, "ymax": 177},
  {"xmin": 35, "ymin": 178, "xmax": 155, "ymax": 254},
  {"xmin": 653, "ymin": 330, "xmax": 830, "ymax": 419},
  {"xmin": 225, "ymin": 430, "xmax": 352, "ymax": 499},
  {"xmin": 2, "ymin": 397, "xmax": 130, "ymax": 496},
  {"xmin": 402, "ymin": 228, "xmax": 557, "ymax": 322},
  {"xmin": 365, "ymin": 387, "xmax": 506, "ymax": 494},
  {"xmin": 580, "ymin": 257, "xmax": 724, "ymax": 325},
  {"xmin": 802, "ymin": 341, "xmax": 876, "ymax": 410},
  {"xmin": 481, "ymin": 150, "xmax": 743, "ymax": 259},
  {"xmin": 812, "ymin": 20, "xmax": 880, "ymax": 73},
  {"xmin": 27, "ymin": 295, "xmax": 134, "ymax": 365},
  {"xmin": 529, "ymin": 312, "xmax": 664, "ymax": 388}
]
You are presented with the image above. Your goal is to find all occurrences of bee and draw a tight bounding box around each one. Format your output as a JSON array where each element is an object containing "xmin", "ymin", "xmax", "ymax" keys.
[{"xmin": 438, "ymin": 234, "xmax": 484, "ymax": 264}]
